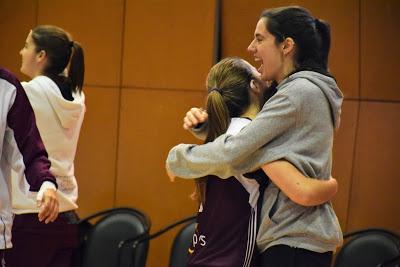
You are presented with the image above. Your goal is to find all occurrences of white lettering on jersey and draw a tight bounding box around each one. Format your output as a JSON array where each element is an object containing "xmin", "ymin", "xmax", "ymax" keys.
[{"xmin": 192, "ymin": 233, "xmax": 207, "ymax": 247}]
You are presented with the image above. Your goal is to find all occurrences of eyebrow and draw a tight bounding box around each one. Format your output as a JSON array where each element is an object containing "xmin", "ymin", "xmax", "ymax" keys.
[{"xmin": 255, "ymin": 33, "xmax": 264, "ymax": 38}]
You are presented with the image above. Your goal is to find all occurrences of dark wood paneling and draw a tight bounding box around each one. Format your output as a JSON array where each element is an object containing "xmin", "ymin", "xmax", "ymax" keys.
[
  {"xmin": 0, "ymin": 0, "xmax": 37, "ymax": 80},
  {"xmin": 122, "ymin": 0, "xmax": 215, "ymax": 90},
  {"xmin": 116, "ymin": 88, "xmax": 205, "ymax": 266},
  {"xmin": 332, "ymin": 100, "xmax": 359, "ymax": 232},
  {"xmin": 75, "ymin": 86, "xmax": 119, "ymax": 217},
  {"xmin": 347, "ymin": 101, "xmax": 400, "ymax": 232},
  {"xmin": 38, "ymin": 0, "xmax": 124, "ymax": 87},
  {"xmin": 361, "ymin": 0, "xmax": 400, "ymax": 101}
]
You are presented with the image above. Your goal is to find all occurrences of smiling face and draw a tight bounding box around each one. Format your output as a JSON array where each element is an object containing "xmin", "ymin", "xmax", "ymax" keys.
[{"xmin": 247, "ymin": 18, "xmax": 286, "ymax": 83}]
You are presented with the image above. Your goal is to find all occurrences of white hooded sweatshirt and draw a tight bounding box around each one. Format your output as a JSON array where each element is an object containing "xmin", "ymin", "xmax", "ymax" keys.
[{"xmin": 12, "ymin": 75, "xmax": 85, "ymax": 213}]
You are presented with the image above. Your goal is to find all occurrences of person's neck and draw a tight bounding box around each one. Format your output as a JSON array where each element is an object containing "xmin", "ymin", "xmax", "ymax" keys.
[
  {"xmin": 31, "ymin": 70, "xmax": 44, "ymax": 79},
  {"xmin": 240, "ymin": 103, "xmax": 259, "ymax": 120},
  {"xmin": 276, "ymin": 61, "xmax": 295, "ymax": 84}
]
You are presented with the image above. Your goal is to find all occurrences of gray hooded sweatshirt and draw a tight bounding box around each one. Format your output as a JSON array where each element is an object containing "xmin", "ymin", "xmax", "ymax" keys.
[{"xmin": 167, "ymin": 71, "xmax": 343, "ymax": 253}]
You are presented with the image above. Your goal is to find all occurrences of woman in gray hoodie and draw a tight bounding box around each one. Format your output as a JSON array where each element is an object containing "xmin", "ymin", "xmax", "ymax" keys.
[{"xmin": 167, "ymin": 6, "xmax": 343, "ymax": 267}]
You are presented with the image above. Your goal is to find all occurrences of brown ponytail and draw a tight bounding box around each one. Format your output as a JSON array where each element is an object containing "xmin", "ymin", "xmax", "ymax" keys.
[
  {"xmin": 31, "ymin": 25, "xmax": 85, "ymax": 94},
  {"xmin": 68, "ymin": 41, "xmax": 85, "ymax": 93},
  {"xmin": 192, "ymin": 90, "xmax": 231, "ymax": 204},
  {"xmin": 192, "ymin": 57, "xmax": 257, "ymax": 204}
]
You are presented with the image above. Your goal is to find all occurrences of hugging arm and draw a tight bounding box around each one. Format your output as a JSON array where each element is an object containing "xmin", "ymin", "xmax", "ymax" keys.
[
  {"xmin": 262, "ymin": 160, "xmax": 337, "ymax": 206},
  {"xmin": 166, "ymin": 93, "xmax": 296, "ymax": 179}
]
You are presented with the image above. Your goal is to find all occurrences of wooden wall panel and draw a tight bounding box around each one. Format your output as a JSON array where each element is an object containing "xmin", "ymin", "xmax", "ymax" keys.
[
  {"xmin": 116, "ymin": 88, "xmax": 205, "ymax": 266},
  {"xmin": 0, "ymin": 0, "xmax": 37, "ymax": 81},
  {"xmin": 221, "ymin": 0, "xmax": 359, "ymax": 98},
  {"xmin": 122, "ymin": 0, "xmax": 215, "ymax": 90},
  {"xmin": 1, "ymin": 0, "xmax": 400, "ymax": 265},
  {"xmin": 37, "ymin": 0, "xmax": 124, "ymax": 87},
  {"xmin": 361, "ymin": 0, "xmax": 400, "ymax": 101},
  {"xmin": 331, "ymin": 100, "xmax": 359, "ymax": 232},
  {"xmin": 347, "ymin": 102, "xmax": 400, "ymax": 232},
  {"xmin": 75, "ymin": 87, "xmax": 119, "ymax": 217},
  {"xmin": 220, "ymin": 0, "xmax": 265, "ymax": 60}
]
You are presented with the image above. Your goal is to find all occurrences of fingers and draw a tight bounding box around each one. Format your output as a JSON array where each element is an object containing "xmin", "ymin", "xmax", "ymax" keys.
[
  {"xmin": 166, "ymin": 164, "xmax": 176, "ymax": 182},
  {"xmin": 38, "ymin": 189, "xmax": 59, "ymax": 224},
  {"xmin": 328, "ymin": 176, "xmax": 338, "ymax": 183},
  {"xmin": 328, "ymin": 177, "xmax": 339, "ymax": 195},
  {"xmin": 183, "ymin": 108, "xmax": 208, "ymax": 130},
  {"xmin": 183, "ymin": 117, "xmax": 195, "ymax": 130}
]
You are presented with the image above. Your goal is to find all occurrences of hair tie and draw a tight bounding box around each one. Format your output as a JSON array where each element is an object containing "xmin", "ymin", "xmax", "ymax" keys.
[
  {"xmin": 209, "ymin": 87, "xmax": 223, "ymax": 95},
  {"xmin": 69, "ymin": 41, "xmax": 74, "ymax": 48}
]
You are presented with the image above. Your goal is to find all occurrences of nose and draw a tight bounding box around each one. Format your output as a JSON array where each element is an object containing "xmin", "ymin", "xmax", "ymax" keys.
[
  {"xmin": 247, "ymin": 40, "xmax": 255, "ymax": 53},
  {"xmin": 19, "ymin": 49, "xmax": 23, "ymax": 55}
]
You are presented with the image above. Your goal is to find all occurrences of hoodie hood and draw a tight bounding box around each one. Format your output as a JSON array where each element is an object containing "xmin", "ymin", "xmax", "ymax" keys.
[
  {"xmin": 23, "ymin": 76, "xmax": 85, "ymax": 129},
  {"xmin": 282, "ymin": 71, "xmax": 343, "ymax": 129}
]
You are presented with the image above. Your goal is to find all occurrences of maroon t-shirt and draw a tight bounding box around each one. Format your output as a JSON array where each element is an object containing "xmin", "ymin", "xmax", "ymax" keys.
[{"xmin": 187, "ymin": 175, "xmax": 260, "ymax": 267}]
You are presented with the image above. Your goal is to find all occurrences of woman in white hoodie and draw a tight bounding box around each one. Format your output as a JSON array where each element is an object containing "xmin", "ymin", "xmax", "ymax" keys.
[{"xmin": 8, "ymin": 25, "xmax": 85, "ymax": 267}]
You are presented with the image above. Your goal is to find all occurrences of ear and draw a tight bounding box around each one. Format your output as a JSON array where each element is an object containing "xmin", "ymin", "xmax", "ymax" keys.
[
  {"xmin": 282, "ymin": 37, "xmax": 295, "ymax": 56},
  {"xmin": 36, "ymin": 50, "xmax": 47, "ymax": 62},
  {"xmin": 250, "ymin": 79, "xmax": 261, "ymax": 94}
]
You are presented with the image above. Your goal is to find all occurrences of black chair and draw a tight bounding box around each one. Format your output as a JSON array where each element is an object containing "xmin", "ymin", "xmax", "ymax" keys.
[
  {"xmin": 168, "ymin": 218, "xmax": 196, "ymax": 267},
  {"xmin": 334, "ymin": 228, "xmax": 400, "ymax": 267},
  {"xmin": 78, "ymin": 207, "xmax": 151, "ymax": 267},
  {"xmin": 119, "ymin": 215, "xmax": 196, "ymax": 267}
]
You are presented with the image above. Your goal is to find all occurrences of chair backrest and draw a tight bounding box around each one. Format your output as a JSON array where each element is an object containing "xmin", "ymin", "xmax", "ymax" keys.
[
  {"xmin": 334, "ymin": 228, "xmax": 400, "ymax": 267},
  {"xmin": 79, "ymin": 207, "xmax": 151, "ymax": 267},
  {"xmin": 169, "ymin": 220, "xmax": 196, "ymax": 267}
]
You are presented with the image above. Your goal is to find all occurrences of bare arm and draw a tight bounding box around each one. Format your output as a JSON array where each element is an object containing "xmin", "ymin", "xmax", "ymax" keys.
[{"xmin": 262, "ymin": 160, "xmax": 337, "ymax": 206}]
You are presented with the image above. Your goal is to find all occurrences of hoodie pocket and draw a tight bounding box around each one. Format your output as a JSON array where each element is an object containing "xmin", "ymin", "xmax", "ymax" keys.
[
  {"xmin": 261, "ymin": 186, "xmax": 280, "ymax": 226},
  {"xmin": 268, "ymin": 190, "xmax": 280, "ymax": 225}
]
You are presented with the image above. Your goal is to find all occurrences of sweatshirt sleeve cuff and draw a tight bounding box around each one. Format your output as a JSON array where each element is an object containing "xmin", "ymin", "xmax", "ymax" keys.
[{"xmin": 37, "ymin": 181, "xmax": 57, "ymax": 202}]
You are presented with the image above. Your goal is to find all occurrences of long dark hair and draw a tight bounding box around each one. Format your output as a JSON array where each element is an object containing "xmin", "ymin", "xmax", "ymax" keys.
[
  {"xmin": 261, "ymin": 6, "xmax": 332, "ymax": 77},
  {"xmin": 192, "ymin": 57, "xmax": 272, "ymax": 204},
  {"xmin": 31, "ymin": 25, "xmax": 85, "ymax": 94}
]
